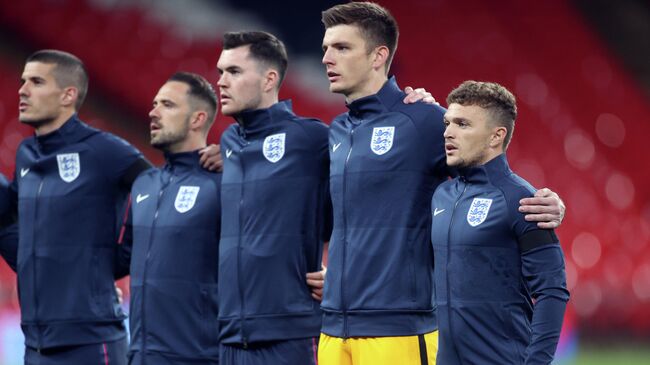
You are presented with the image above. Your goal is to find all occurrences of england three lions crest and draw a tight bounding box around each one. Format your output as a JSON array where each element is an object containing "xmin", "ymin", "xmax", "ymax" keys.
[
  {"xmin": 370, "ymin": 126, "xmax": 395, "ymax": 155},
  {"xmin": 56, "ymin": 153, "xmax": 80, "ymax": 183},
  {"xmin": 467, "ymin": 198, "xmax": 493, "ymax": 227},
  {"xmin": 175, "ymin": 186, "xmax": 200, "ymax": 213},
  {"xmin": 263, "ymin": 133, "xmax": 286, "ymax": 163}
]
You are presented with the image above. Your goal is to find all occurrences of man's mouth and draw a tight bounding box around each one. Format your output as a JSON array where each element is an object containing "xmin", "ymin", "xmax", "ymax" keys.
[{"xmin": 327, "ymin": 71, "xmax": 340, "ymax": 82}]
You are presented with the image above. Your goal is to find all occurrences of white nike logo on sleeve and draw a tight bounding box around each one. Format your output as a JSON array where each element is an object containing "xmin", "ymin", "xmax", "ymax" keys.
[{"xmin": 136, "ymin": 194, "xmax": 150, "ymax": 203}]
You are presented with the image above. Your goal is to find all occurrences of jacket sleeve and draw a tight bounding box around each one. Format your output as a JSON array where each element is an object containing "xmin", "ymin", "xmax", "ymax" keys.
[
  {"xmin": 417, "ymin": 106, "xmax": 449, "ymax": 179},
  {"xmin": 93, "ymin": 132, "xmax": 153, "ymax": 189},
  {"xmin": 114, "ymin": 195, "xmax": 133, "ymax": 279},
  {"xmin": 0, "ymin": 173, "xmax": 17, "ymax": 271},
  {"xmin": 519, "ymin": 232, "xmax": 570, "ymax": 365},
  {"xmin": 0, "ymin": 223, "xmax": 18, "ymax": 272},
  {"xmin": 317, "ymin": 124, "xmax": 333, "ymax": 243},
  {"xmin": 0, "ymin": 172, "xmax": 17, "ymax": 225}
]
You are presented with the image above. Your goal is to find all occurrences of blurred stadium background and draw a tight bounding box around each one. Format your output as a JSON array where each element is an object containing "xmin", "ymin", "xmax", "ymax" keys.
[{"xmin": 0, "ymin": 0, "xmax": 648, "ymax": 363}]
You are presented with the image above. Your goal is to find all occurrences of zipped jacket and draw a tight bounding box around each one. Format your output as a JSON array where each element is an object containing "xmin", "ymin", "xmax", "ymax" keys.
[
  {"xmin": 219, "ymin": 101, "xmax": 331, "ymax": 345},
  {"xmin": 10, "ymin": 115, "xmax": 148, "ymax": 350},
  {"xmin": 321, "ymin": 77, "xmax": 448, "ymax": 338},
  {"xmin": 431, "ymin": 155, "xmax": 569, "ymax": 365},
  {"xmin": 125, "ymin": 150, "xmax": 221, "ymax": 364}
]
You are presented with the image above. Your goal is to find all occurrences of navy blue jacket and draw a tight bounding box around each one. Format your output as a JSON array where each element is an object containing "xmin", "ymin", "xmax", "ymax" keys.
[
  {"xmin": 321, "ymin": 77, "xmax": 448, "ymax": 338},
  {"xmin": 124, "ymin": 150, "xmax": 221, "ymax": 364},
  {"xmin": 219, "ymin": 101, "xmax": 330, "ymax": 345},
  {"xmin": 431, "ymin": 155, "xmax": 569, "ymax": 365},
  {"xmin": 8, "ymin": 115, "xmax": 149, "ymax": 350}
]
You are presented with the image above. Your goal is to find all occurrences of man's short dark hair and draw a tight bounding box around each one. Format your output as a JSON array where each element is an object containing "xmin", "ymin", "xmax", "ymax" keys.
[
  {"xmin": 168, "ymin": 72, "xmax": 218, "ymax": 128},
  {"xmin": 26, "ymin": 50, "xmax": 88, "ymax": 111},
  {"xmin": 322, "ymin": 2, "xmax": 399, "ymax": 74},
  {"xmin": 222, "ymin": 31, "xmax": 288, "ymax": 88},
  {"xmin": 446, "ymin": 81, "xmax": 518, "ymax": 150}
]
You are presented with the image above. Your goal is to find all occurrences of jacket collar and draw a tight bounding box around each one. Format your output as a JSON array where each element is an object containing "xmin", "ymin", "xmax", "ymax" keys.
[
  {"xmin": 163, "ymin": 149, "xmax": 203, "ymax": 172},
  {"xmin": 346, "ymin": 76, "xmax": 403, "ymax": 121},
  {"xmin": 458, "ymin": 154, "xmax": 511, "ymax": 184},
  {"xmin": 235, "ymin": 100, "xmax": 295, "ymax": 138},
  {"xmin": 34, "ymin": 114, "xmax": 96, "ymax": 154}
]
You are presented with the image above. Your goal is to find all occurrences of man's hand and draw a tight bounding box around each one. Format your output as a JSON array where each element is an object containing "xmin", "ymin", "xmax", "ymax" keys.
[
  {"xmin": 306, "ymin": 267, "xmax": 327, "ymax": 302},
  {"xmin": 519, "ymin": 188, "xmax": 566, "ymax": 229},
  {"xmin": 403, "ymin": 86, "xmax": 439, "ymax": 105},
  {"xmin": 199, "ymin": 144, "xmax": 223, "ymax": 172},
  {"xmin": 115, "ymin": 284, "xmax": 123, "ymax": 305}
]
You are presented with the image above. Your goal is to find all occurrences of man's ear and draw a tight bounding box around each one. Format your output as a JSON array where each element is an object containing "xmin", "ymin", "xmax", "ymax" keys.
[
  {"xmin": 60, "ymin": 87, "xmax": 78, "ymax": 108},
  {"xmin": 263, "ymin": 69, "xmax": 280, "ymax": 92},
  {"xmin": 190, "ymin": 110, "xmax": 209, "ymax": 131},
  {"xmin": 372, "ymin": 46, "xmax": 390, "ymax": 72},
  {"xmin": 490, "ymin": 126, "xmax": 507, "ymax": 149}
]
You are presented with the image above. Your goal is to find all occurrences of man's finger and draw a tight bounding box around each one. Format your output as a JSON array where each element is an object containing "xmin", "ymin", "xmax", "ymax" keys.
[
  {"xmin": 524, "ymin": 213, "xmax": 557, "ymax": 222},
  {"xmin": 424, "ymin": 96, "xmax": 438, "ymax": 105},
  {"xmin": 519, "ymin": 205, "xmax": 558, "ymax": 214},
  {"xmin": 306, "ymin": 271, "xmax": 324, "ymax": 280},
  {"xmin": 306, "ymin": 278, "xmax": 324, "ymax": 286},
  {"xmin": 536, "ymin": 221, "xmax": 560, "ymax": 229},
  {"xmin": 519, "ymin": 196, "xmax": 557, "ymax": 206},
  {"xmin": 199, "ymin": 151, "xmax": 209, "ymax": 164}
]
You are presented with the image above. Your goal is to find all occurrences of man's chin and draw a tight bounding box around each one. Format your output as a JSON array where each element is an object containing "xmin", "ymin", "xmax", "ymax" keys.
[
  {"xmin": 221, "ymin": 105, "xmax": 244, "ymax": 117},
  {"xmin": 446, "ymin": 158, "xmax": 461, "ymax": 168},
  {"xmin": 18, "ymin": 116, "xmax": 40, "ymax": 125},
  {"xmin": 328, "ymin": 84, "xmax": 346, "ymax": 94},
  {"xmin": 150, "ymin": 140, "xmax": 166, "ymax": 151}
]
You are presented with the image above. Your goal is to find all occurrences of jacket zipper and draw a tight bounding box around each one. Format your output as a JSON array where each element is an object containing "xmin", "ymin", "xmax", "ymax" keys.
[
  {"xmin": 237, "ymin": 141, "xmax": 250, "ymax": 348},
  {"xmin": 341, "ymin": 125, "xmax": 355, "ymax": 339},
  {"xmin": 33, "ymin": 179, "xmax": 44, "ymax": 352},
  {"xmin": 141, "ymin": 170, "xmax": 173, "ymax": 364},
  {"xmin": 446, "ymin": 178, "xmax": 467, "ymax": 353}
]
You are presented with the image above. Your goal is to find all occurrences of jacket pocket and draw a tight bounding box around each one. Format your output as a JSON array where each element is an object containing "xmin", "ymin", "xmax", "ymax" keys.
[{"xmin": 201, "ymin": 284, "xmax": 220, "ymax": 354}]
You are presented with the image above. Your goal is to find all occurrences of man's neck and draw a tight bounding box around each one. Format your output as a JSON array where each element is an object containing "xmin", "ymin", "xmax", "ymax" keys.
[
  {"xmin": 345, "ymin": 75, "xmax": 388, "ymax": 103},
  {"xmin": 234, "ymin": 98, "xmax": 280, "ymax": 125},
  {"xmin": 34, "ymin": 110, "xmax": 75, "ymax": 136},
  {"xmin": 165, "ymin": 136, "xmax": 207, "ymax": 154}
]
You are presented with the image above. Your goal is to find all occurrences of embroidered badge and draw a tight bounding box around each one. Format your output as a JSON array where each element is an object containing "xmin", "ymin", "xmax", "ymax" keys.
[
  {"xmin": 263, "ymin": 133, "xmax": 286, "ymax": 163},
  {"xmin": 175, "ymin": 186, "xmax": 200, "ymax": 213},
  {"xmin": 56, "ymin": 153, "xmax": 81, "ymax": 183},
  {"xmin": 370, "ymin": 126, "xmax": 395, "ymax": 155},
  {"xmin": 467, "ymin": 198, "xmax": 493, "ymax": 227}
]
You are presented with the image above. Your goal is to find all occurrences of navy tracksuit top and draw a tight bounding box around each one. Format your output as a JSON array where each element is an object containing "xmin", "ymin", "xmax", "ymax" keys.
[
  {"xmin": 219, "ymin": 101, "xmax": 331, "ymax": 345},
  {"xmin": 431, "ymin": 154, "xmax": 569, "ymax": 365},
  {"xmin": 125, "ymin": 150, "xmax": 221, "ymax": 364},
  {"xmin": 321, "ymin": 77, "xmax": 448, "ymax": 338},
  {"xmin": 9, "ymin": 115, "xmax": 146, "ymax": 350}
]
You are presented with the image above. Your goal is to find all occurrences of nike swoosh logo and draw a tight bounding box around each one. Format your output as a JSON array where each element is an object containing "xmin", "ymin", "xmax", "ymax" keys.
[
  {"xmin": 136, "ymin": 194, "xmax": 150, "ymax": 203},
  {"xmin": 20, "ymin": 168, "xmax": 29, "ymax": 177},
  {"xmin": 434, "ymin": 208, "xmax": 445, "ymax": 216},
  {"xmin": 332, "ymin": 143, "xmax": 341, "ymax": 152},
  {"xmin": 226, "ymin": 149, "xmax": 233, "ymax": 158}
]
